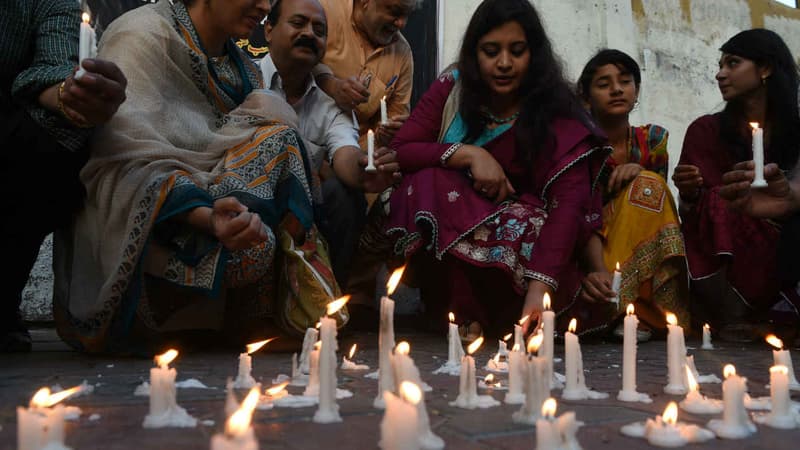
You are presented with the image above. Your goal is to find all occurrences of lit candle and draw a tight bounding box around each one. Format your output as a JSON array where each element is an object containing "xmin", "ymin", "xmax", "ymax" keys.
[
  {"xmin": 753, "ymin": 365, "xmax": 798, "ymax": 429},
  {"xmin": 313, "ymin": 296, "xmax": 348, "ymax": 424},
  {"xmin": 143, "ymin": 349, "xmax": 197, "ymax": 428},
  {"xmin": 514, "ymin": 315, "xmax": 528, "ymax": 352},
  {"xmin": 621, "ymin": 401, "xmax": 715, "ymax": 446},
  {"xmin": 374, "ymin": 267, "xmax": 404, "ymax": 409},
  {"xmin": 540, "ymin": 293, "xmax": 557, "ymax": 389},
  {"xmin": 617, "ymin": 304, "xmax": 652, "ymax": 403},
  {"xmin": 679, "ymin": 366, "xmax": 723, "ymax": 414},
  {"xmin": 504, "ymin": 342, "xmax": 525, "ymax": 404},
  {"xmin": 707, "ymin": 364, "xmax": 757, "ymax": 439},
  {"xmin": 77, "ymin": 13, "xmax": 97, "ymax": 79},
  {"xmin": 499, "ymin": 333, "xmax": 511, "ymax": 357},
  {"xmin": 298, "ymin": 328, "xmax": 319, "ymax": 376},
  {"xmin": 303, "ymin": 342, "xmax": 321, "ymax": 397},
  {"xmin": 749, "ymin": 122, "xmax": 768, "ymax": 188},
  {"xmin": 766, "ymin": 335, "xmax": 800, "ymax": 389},
  {"xmin": 366, "ymin": 129, "xmax": 377, "ymax": 172},
  {"xmin": 451, "ymin": 337, "xmax": 500, "ymax": 409},
  {"xmin": 234, "ymin": 338, "xmax": 275, "ymax": 389},
  {"xmin": 391, "ymin": 343, "xmax": 445, "ymax": 449},
  {"xmin": 17, "ymin": 386, "xmax": 80, "ymax": 450},
  {"xmin": 380, "ymin": 96, "xmax": 388, "ymax": 125},
  {"xmin": 447, "ymin": 313, "xmax": 465, "ymax": 368},
  {"xmin": 210, "ymin": 386, "xmax": 260, "ymax": 450},
  {"xmin": 512, "ymin": 333, "xmax": 550, "ymax": 425},
  {"xmin": 701, "ymin": 324, "xmax": 714, "ymax": 350},
  {"xmin": 341, "ymin": 344, "xmax": 370, "ymax": 370},
  {"xmin": 535, "ymin": 398, "xmax": 582, "ymax": 450},
  {"xmin": 562, "ymin": 319, "xmax": 608, "ymax": 400},
  {"xmin": 610, "ymin": 262, "xmax": 622, "ymax": 307},
  {"xmin": 380, "ymin": 382, "xmax": 421, "ymax": 450},
  {"xmin": 664, "ymin": 313, "xmax": 688, "ymax": 395}
]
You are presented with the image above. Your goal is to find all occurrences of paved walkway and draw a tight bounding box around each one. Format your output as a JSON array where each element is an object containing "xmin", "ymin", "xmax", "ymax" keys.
[{"xmin": 1, "ymin": 328, "xmax": 798, "ymax": 449}]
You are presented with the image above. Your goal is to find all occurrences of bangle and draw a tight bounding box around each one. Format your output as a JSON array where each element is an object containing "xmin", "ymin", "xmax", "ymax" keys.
[
  {"xmin": 440, "ymin": 142, "xmax": 464, "ymax": 166},
  {"xmin": 57, "ymin": 80, "xmax": 92, "ymax": 128}
]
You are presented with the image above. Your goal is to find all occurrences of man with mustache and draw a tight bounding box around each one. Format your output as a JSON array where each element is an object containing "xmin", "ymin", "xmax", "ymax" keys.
[{"xmin": 261, "ymin": 0, "xmax": 399, "ymax": 286}]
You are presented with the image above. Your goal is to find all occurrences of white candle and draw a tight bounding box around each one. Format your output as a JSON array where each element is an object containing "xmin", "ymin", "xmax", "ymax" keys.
[
  {"xmin": 610, "ymin": 262, "xmax": 622, "ymax": 307},
  {"xmin": 504, "ymin": 344, "xmax": 525, "ymax": 404},
  {"xmin": 540, "ymin": 294, "xmax": 556, "ymax": 389},
  {"xmin": 707, "ymin": 364, "xmax": 757, "ymax": 439},
  {"xmin": 621, "ymin": 401, "xmax": 715, "ymax": 446},
  {"xmin": 211, "ymin": 387, "xmax": 260, "ymax": 450},
  {"xmin": 562, "ymin": 319, "xmax": 581, "ymax": 399},
  {"xmin": 701, "ymin": 324, "xmax": 714, "ymax": 350},
  {"xmin": 664, "ymin": 313, "xmax": 688, "ymax": 395},
  {"xmin": 753, "ymin": 365, "xmax": 798, "ymax": 429},
  {"xmin": 750, "ymin": 122, "xmax": 768, "ymax": 188},
  {"xmin": 391, "ymin": 343, "xmax": 445, "ymax": 449},
  {"xmin": 451, "ymin": 337, "xmax": 500, "ymax": 409},
  {"xmin": 680, "ymin": 366, "xmax": 723, "ymax": 414},
  {"xmin": 766, "ymin": 335, "xmax": 800, "ymax": 388},
  {"xmin": 77, "ymin": 13, "xmax": 96, "ymax": 79},
  {"xmin": 234, "ymin": 339, "xmax": 273, "ymax": 389},
  {"xmin": 303, "ymin": 344, "xmax": 321, "ymax": 397},
  {"xmin": 17, "ymin": 386, "xmax": 80, "ymax": 450},
  {"xmin": 298, "ymin": 328, "xmax": 319, "ymax": 375},
  {"xmin": 447, "ymin": 313, "xmax": 465, "ymax": 367},
  {"xmin": 341, "ymin": 344, "xmax": 370, "ymax": 370},
  {"xmin": 375, "ymin": 267, "xmax": 404, "ymax": 409},
  {"xmin": 380, "ymin": 382, "xmax": 421, "ymax": 450},
  {"xmin": 618, "ymin": 304, "xmax": 652, "ymax": 403},
  {"xmin": 380, "ymin": 96, "xmax": 388, "ymax": 125},
  {"xmin": 535, "ymin": 399, "xmax": 563, "ymax": 450},
  {"xmin": 514, "ymin": 314, "xmax": 529, "ymax": 352},
  {"xmin": 143, "ymin": 349, "xmax": 197, "ymax": 428},
  {"xmin": 513, "ymin": 334, "xmax": 549, "ymax": 425},
  {"xmin": 366, "ymin": 129, "xmax": 377, "ymax": 172},
  {"xmin": 313, "ymin": 312, "xmax": 342, "ymax": 423}
]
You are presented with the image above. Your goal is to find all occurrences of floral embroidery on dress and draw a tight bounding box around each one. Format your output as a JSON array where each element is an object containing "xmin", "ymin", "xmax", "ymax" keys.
[
  {"xmin": 495, "ymin": 218, "xmax": 527, "ymax": 241},
  {"xmin": 447, "ymin": 190, "xmax": 460, "ymax": 202},
  {"xmin": 549, "ymin": 197, "xmax": 559, "ymax": 209},
  {"xmin": 585, "ymin": 213, "xmax": 601, "ymax": 223},
  {"xmin": 521, "ymin": 242, "xmax": 534, "ymax": 261},
  {"xmin": 474, "ymin": 226, "xmax": 491, "ymax": 242}
]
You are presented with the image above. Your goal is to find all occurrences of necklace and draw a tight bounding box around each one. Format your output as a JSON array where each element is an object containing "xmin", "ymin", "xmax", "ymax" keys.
[{"xmin": 481, "ymin": 109, "xmax": 519, "ymax": 124}]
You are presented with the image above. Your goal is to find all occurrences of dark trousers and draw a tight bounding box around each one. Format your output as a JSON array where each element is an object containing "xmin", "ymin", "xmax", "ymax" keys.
[
  {"xmin": 0, "ymin": 108, "xmax": 87, "ymax": 331},
  {"xmin": 317, "ymin": 176, "xmax": 368, "ymax": 288}
]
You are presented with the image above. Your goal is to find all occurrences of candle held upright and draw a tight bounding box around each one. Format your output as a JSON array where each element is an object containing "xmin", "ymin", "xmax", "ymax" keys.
[
  {"xmin": 749, "ymin": 122, "xmax": 768, "ymax": 188},
  {"xmin": 374, "ymin": 266, "xmax": 404, "ymax": 408},
  {"xmin": 77, "ymin": 13, "xmax": 97, "ymax": 79}
]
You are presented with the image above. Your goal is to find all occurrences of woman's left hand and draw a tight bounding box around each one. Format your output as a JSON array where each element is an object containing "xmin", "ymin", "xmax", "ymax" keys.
[
  {"xmin": 521, "ymin": 280, "xmax": 550, "ymax": 336},
  {"xmin": 608, "ymin": 163, "xmax": 643, "ymax": 193}
]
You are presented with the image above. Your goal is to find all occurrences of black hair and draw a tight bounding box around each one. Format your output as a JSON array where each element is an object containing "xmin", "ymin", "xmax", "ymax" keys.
[
  {"xmin": 456, "ymin": 0, "xmax": 590, "ymax": 162},
  {"xmin": 719, "ymin": 29, "xmax": 800, "ymax": 170},
  {"xmin": 576, "ymin": 49, "xmax": 641, "ymax": 101},
  {"xmin": 266, "ymin": 0, "xmax": 283, "ymax": 27}
]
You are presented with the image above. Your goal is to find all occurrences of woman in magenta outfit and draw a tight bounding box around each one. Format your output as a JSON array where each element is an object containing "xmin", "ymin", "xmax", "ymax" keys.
[
  {"xmin": 674, "ymin": 29, "xmax": 800, "ymax": 342},
  {"xmin": 385, "ymin": 0, "xmax": 608, "ymax": 339}
]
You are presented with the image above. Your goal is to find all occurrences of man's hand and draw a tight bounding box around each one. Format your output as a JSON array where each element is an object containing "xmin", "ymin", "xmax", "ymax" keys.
[
  {"xmin": 720, "ymin": 161, "xmax": 797, "ymax": 219},
  {"xmin": 361, "ymin": 146, "xmax": 401, "ymax": 193},
  {"xmin": 608, "ymin": 163, "xmax": 643, "ymax": 193},
  {"xmin": 61, "ymin": 59, "xmax": 127, "ymax": 126},
  {"xmin": 672, "ymin": 164, "xmax": 703, "ymax": 200},
  {"xmin": 323, "ymin": 75, "xmax": 369, "ymax": 112},
  {"xmin": 376, "ymin": 114, "xmax": 408, "ymax": 147}
]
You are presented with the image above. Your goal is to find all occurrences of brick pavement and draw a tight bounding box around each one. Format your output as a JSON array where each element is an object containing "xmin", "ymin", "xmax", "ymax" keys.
[{"xmin": 1, "ymin": 327, "xmax": 798, "ymax": 449}]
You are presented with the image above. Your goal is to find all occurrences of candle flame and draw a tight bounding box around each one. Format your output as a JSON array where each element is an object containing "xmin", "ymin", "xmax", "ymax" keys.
[
  {"xmin": 749, "ymin": 122, "xmax": 760, "ymax": 130},
  {"xmin": 518, "ymin": 315, "xmax": 530, "ymax": 326},
  {"xmin": 399, "ymin": 381, "xmax": 422, "ymax": 405},
  {"xmin": 386, "ymin": 266, "xmax": 406, "ymax": 295},
  {"xmin": 511, "ymin": 343, "xmax": 520, "ymax": 352},
  {"xmin": 226, "ymin": 386, "xmax": 260, "ymax": 436},
  {"xmin": 543, "ymin": 293, "xmax": 551, "ymax": 310},
  {"xmin": 723, "ymin": 364, "xmax": 736, "ymax": 378},
  {"xmin": 685, "ymin": 365, "xmax": 698, "ymax": 392},
  {"xmin": 315, "ymin": 322, "xmax": 322, "ymax": 329},
  {"xmin": 771, "ymin": 365, "xmax": 789, "ymax": 376},
  {"xmin": 448, "ymin": 312, "xmax": 455, "ymax": 323},
  {"xmin": 662, "ymin": 402, "xmax": 678, "ymax": 426},
  {"xmin": 246, "ymin": 337, "xmax": 277, "ymax": 354},
  {"xmin": 266, "ymin": 381, "xmax": 289, "ymax": 396},
  {"xmin": 766, "ymin": 334, "xmax": 784, "ymax": 350},
  {"xmin": 503, "ymin": 333, "xmax": 512, "ymax": 342},
  {"xmin": 155, "ymin": 349, "xmax": 178, "ymax": 368},
  {"xmin": 527, "ymin": 333, "xmax": 543, "ymax": 354},
  {"xmin": 666, "ymin": 313, "xmax": 677, "ymax": 326},
  {"xmin": 616, "ymin": 261, "xmax": 620, "ymax": 271},
  {"xmin": 30, "ymin": 385, "xmax": 83, "ymax": 408},
  {"xmin": 395, "ymin": 341, "xmax": 410, "ymax": 355},
  {"xmin": 348, "ymin": 344, "xmax": 357, "ymax": 360},
  {"xmin": 314, "ymin": 341, "xmax": 322, "ymax": 350},
  {"xmin": 31, "ymin": 388, "xmax": 51, "ymax": 407},
  {"xmin": 626, "ymin": 303, "xmax": 635, "ymax": 316},
  {"xmin": 82, "ymin": 12, "xmax": 90, "ymax": 23},
  {"xmin": 703, "ymin": 323, "xmax": 710, "ymax": 330},
  {"xmin": 541, "ymin": 398, "xmax": 557, "ymax": 418},
  {"xmin": 326, "ymin": 295, "xmax": 350, "ymax": 316},
  {"xmin": 467, "ymin": 336, "xmax": 484, "ymax": 355},
  {"xmin": 568, "ymin": 318, "xmax": 577, "ymax": 333}
]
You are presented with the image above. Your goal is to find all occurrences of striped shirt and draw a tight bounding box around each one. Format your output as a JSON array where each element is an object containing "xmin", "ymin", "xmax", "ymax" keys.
[{"xmin": 1, "ymin": 0, "xmax": 91, "ymax": 151}]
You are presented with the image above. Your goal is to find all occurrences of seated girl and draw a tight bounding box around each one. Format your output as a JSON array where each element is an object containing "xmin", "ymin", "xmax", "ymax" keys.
[
  {"xmin": 576, "ymin": 49, "xmax": 688, "ymax": 340},
  {"xmin": 386, "ymin": 0, "xmax": 607, "ymax": 339}
]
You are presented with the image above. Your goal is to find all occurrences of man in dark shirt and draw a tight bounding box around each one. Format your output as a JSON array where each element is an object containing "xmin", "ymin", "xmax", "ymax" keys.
[{"xmin": 1, "ymin": 0, "xmax": 127, "ymax": 351}]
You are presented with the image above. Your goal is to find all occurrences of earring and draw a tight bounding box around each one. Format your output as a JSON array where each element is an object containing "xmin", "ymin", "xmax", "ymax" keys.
[
  {"xmin": 762, "ymin": 77, "xmax": 767, "ymax": 85},
  {"xmin": 632, "ymin": 99, "xmax": 640, "ymax": 111}
]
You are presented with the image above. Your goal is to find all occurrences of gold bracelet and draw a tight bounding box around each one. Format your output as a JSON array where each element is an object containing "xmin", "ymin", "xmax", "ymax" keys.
[{"xmin": 57, "ymin": 80, "xmax": 92, "ymax": 128}]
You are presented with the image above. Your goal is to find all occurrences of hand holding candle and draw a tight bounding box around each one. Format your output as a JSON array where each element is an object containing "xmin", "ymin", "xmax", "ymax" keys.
[{"xmin": 610, "ymin": 262, "xmax": 622, "ymax": 307}]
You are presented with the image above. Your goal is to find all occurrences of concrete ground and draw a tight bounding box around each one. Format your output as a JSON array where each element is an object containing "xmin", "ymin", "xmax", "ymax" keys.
[{"xmin": 1, "ymin": 327, "xmax": 799, "ymax": 449}]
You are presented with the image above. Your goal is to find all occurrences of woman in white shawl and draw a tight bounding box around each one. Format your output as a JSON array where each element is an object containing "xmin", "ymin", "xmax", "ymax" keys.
[{"xmin": 54, "ymin": 0, "xmax": 326, "ymax": 353}]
